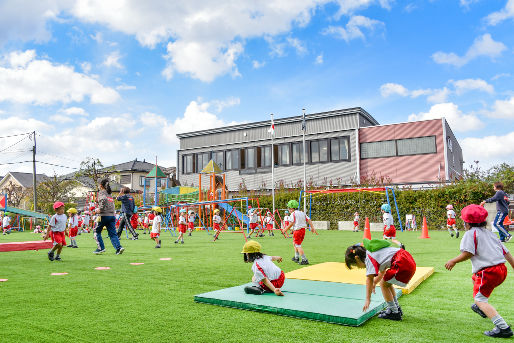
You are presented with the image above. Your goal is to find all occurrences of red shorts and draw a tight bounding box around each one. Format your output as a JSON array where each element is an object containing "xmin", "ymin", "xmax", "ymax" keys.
[
  {"xmin": 283, "ymin": 221, "xmax": 289, "ymax": 228},
  {"xmin": 130, "ymin": 216, "xmax": 138, "ymax": 229},
  {"xmin": 260, "ymin": 271, "xmax": 286, "ymax": 292},
  {"xmin": 293, "ymin": 228, "xmax": 306, "ymax": 246},
  {"xmin": 188, "ymin": 222, "xmax": 194, "ymax": 230},
  {"xmin": 266, "ymin": 224, "xmax": 273, "ymax": 230},
  {"xmin": 384, "ymin": 249, "xmax": 416, "ymax": 287},
  {"xmin": 213, "ymin": 223, "xmax": 220, "ymax": 231},
  {"xmin": 353, "ymin": 221, "xmax": 359, "ymax": 227},
  {"xmin": 69, "ymin": 227, "xmax": 78, "ymax": 238},
  {"xmin": 383, "ymin": 225, "xmax": 396, "ymax": 238},
  {"xmin": 150, "ymin": 232, "xmax": 159, "ymax": 239},
  {"xmin": 472, "ymin": 263, "xmax": 507, "ymax": 299},
  {"xmin": 447, "ymin": 218, "xmax": 456, "ymax": 226},
  {"xmin": 51, "ymin": 231, "xmax": 66, "ymax": 246},
  {"xmin": 178, "ymin": 224, "xmax": 187, "ymax": 233},
  {"xmin": 3, "ymin": 225, "xmax": 11, "ymax": 230},
  {"xmin": 250, "ymin": 223, "xmax": 259, "ymax": 230},
  {"xmin": 144, "ymin": 223, "xmax": 149, "ymax": 228}
]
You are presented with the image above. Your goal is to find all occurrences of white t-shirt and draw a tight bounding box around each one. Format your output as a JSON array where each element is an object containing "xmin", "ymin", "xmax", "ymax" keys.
[
  {"xmin": 151, "ymin": 215, "xmax": 162, "ymax": 233},
  {"xmin": 178, "ymin": 215, "xmax": 187, "ymax": 225},
  {"xmin": 365, "ymin": 247, "xmax": 401, "ymax": 276},
  {"xmin": 3, "ymin": 216, "xmax": 11, "ymax": 228},
  {"xmin": 283, "ymin": 215, "xmax": 290, "ymax": 223},
  {"xmin": 265, "ymin": 216, "xmax": 273, "ymax": 225},
  {"xmin": 252, "ymin": 255, "xmax": 282, "ymax": 283},
  {"xmin": 383, "ymin": 212, "xmax": 393, "ymax": 228},
  {"xmin": 290, "ymin": 210, "xmax": 310, "ymax": 230},
  {"xmin": 144, "ymin": 216, "xmax": 149, "ymax": 225},
  {"xmin": 248, "ymin": 210, "xmax": 258, "ymax": 224},
  {"xmin": 460, "ymin": 227, "xmax": 509, "ymax": 274},
  {"xmin": 188, "ymin": 214, "xmax": 195, "ymax": 223},
  {"xmin": 213, "ymin": 215, "xmax": 221, "ymax": 224},
  {"xmin": 49, "ymin": 214, "xmax": 67, "ymax": 232},
  {"xmin": 354, "ymin": 215, "xmax": 359, "ymax": 222},
  {"xmin": 447, "ymin": 210, "xmax": 456, "ymax": 219},
  {"xmin": 68, "ymin": 215, "xmax": 78, "ymax": 228},
  {"xmin": 83, "ymin": 214, "xmax": 90, "ymax": 223}
]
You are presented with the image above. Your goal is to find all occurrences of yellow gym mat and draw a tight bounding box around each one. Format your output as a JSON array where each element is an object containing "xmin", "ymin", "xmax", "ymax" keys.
[{"xmin": 285, "ymin": 262, "xmax": 434, "ymax": 294}]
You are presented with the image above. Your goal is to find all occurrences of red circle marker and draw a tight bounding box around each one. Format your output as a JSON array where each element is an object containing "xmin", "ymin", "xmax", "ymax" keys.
[
  {"xmin": 95, "ymin": 267, "xmax": 111, "ymax": 270},
  {"xmin": 130, "ymin": 263, "xmax": 144, "ymax": 265},
  {"xmin": 51, "ymin": 273, "xmax": 68, "ymax": 276},
  {"xmin": 159, "ymin": 258, "xmax": 172, "ymax": 261},
  {"xmin": 0, "ymin": 279, "xmax": 8, "ymax": 282}
]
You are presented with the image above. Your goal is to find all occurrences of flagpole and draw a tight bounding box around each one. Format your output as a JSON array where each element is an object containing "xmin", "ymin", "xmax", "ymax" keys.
[
  {"xmin": 270, "ymin": 113, "xmax": 275, "ymax": 224},
  {"xmin": 302, "ymin": 109, "xmax": 307, "ymax": 212}
]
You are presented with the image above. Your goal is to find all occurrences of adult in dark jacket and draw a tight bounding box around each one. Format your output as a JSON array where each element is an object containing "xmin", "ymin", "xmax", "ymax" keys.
[
  {"xmin": 93, "ymin": 179, "xmax": 125, "ymax": 255},
  {"xmin": 116, "ymin": 187, "xmax": 138, "ymax": 240},
  {"xmin": 481, "ymin": 182, "xmax": 512, "ymax": 242}
]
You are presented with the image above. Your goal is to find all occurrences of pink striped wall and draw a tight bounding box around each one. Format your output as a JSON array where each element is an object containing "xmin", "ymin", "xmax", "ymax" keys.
[{"xmin": 359, "ymin": 119, "xmax": 445, "ymax": 183}]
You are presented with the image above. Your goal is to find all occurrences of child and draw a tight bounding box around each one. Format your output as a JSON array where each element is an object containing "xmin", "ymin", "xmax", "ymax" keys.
[
  {"xmin": 446, "ymin": 204, "xmax": 459, "ymax": 238},
  {"xmin": 130, "ymin": 212, "xmax": 139, "ymax": 234},
  {"xmin": 43, "ymin": 202, "xmax": 68, "ymax": 261},
  {"xmin": 175, "ymin": 209, "xmax": 187, "ymax": 244},
  {"xmin": 212, "ymin": 209, "xmax": 223, "ymax": 237},
  {"xmin": 150, "ymin": 206, "xmax": 162, "ymax": 248},
  {"xmin": 34, "ymin": 225, "xmax": 42, "ymax": 234},
  {"xmin": 66, "ymin": 208, "xmax": 79, "ymax": 248},
  {"xmin": 116, "ymin": 187, "xmax": 138, "ymax": 240},
  {"xmin": 264, "ymin": 211, "xmax": 274, "ymax": 236},
  {"xmin": 82, "ymin": 211, "xmax": 90, "ymax": 233},
  {"xmin": 481, "ymin": 182, "xmax": 512, "ymax": 242},
  {"xmin": 345, "ymin": 238, "xmax": 416, "ymax": 320},
  {"xmin": 187, "ymin": 210, "xmax": 195, "ymax": 236},
  {"xmin": 282, "ymin": 200, "xmax": 317, "ymax": 265},
  {"xmin": 353, "ymin": 212, "xmax": 360, "ymax": 232},
  {"xmin": 241, "ymin": 240, "xmax": 285, "ymax": 296},
  {"xmin": 247, "ymin": 206, "xmax": 260, "ymax": 238},
  {"xmin": 445, "ymin": 204, "xmax": 514, "ymax": 338},
  {"xmin": 381, "ymin": 204, "xmax": 405, "ymax": 249},
  {"xmin": 143, "ymin": 212, "xmax": 150, "ymax": 234},
  {"xmin": 2, "ymin": 213, "xmax": 11, "ymax": 235},
  {"xmin": 282, "ymin": 210, "xmax": 290, "ymax": 230}
]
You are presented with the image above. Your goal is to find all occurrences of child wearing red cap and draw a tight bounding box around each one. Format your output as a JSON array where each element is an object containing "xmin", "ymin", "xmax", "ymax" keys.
[
  {"xmin": 43, "ymin": 202, "xmax": 68, "ymax": 261},
  {"xmin": 445, "ymin": 204, "xmax": 514, "ymax": 338}
]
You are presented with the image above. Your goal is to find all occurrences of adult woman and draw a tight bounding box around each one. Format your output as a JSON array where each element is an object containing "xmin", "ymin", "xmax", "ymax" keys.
[{"xmin": 93, "ymin": 179, "xmax": 125, "ymax": 255}]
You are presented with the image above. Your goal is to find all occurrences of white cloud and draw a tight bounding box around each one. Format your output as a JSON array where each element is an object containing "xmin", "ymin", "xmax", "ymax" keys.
[
  {"xmin": 49, "ymin": 114, "xmax": 74, "ymax": 123},
  {"xmin": 485, "ymin": 96, "xmax": 514, "ymax": 119},
  {"xmin": 380, "ymin": 83, "xmax": 409, "ymax": 97},
  {"xmin": 80, "ymin": 61, "xmax": 92, "ymax": 74},
  {"xmin": 0, "ymin": 50, "xmax": 120, "ymax": 105},
  {"xmin": 450, "ymin": 78, "xmax": 494, "ymax": 95},
  {"xmin": 491, "ymin": 73, "xmax": 511, "ymax": 81},
  {"xmin": 116, "ymin": 84, "xmax": 136, "ymax": 91},
  {"xmin": 324, "ymin": 15, "xmax": 384, "ymax": 42},
  {"xmin": 90, "ymin": 31, "xmax": 103, "ymax": 43},
  {"xmin": 252, "ymin": 60, "xmax": 265, "ymax": 69},
  {"xmin": 102, "ymin": 51, "xmax": 123, "ymax": 69},
  {"xmin": 460, "ymin": 0, "xmax": 480, "ymax": 8},
  {"xmin": 408, "ymin": 103, "xmax": 483, "ymax": 132},
  {"xmin": 139, "ymin": 111, "xmax": 166, "ymax": 127},
  {"xmin": 461, "ymin": 131, "xmax": 514, "ymax": 168},
  {"xmin": 432, "ymin": 34, "xmax": 506, "ymax": 67},
  {"xmin": 62, "ymin": 107, "xmax": 88, "ymax": 116},
  {"xmin": 426, "ymin": 87, "xmax": 450, "ymax": 103},
  {"xmin": 287, "ymin": 37, "xmax": 307, "ymax": 55},
  {"xmin": 315, "ymin": 53, "xmax": 324, "ymax": 64},
  {"xmin": 333, "ymin": 0, "xmax": 393, "ymax": 18},
  {"xmin": 485, "ymin": 0, "xmax": 514, "ymax": 26}
]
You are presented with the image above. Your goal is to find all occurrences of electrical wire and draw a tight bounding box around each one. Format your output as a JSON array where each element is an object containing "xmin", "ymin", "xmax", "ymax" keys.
[
  {"xmin": 0, "ymin": 132, "xmax": 32, "ymax": 140},
  {"xmin": 0, "ymin": 135, "xmax": 30, "ymax": 154},
  {"xmin": 36, "ymin": 161, "xmax": 78, "ymax": 170}
]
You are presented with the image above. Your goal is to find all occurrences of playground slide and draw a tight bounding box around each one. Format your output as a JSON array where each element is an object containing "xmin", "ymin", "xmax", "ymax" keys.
[
  {"xmin": 218, "ymin": 202, "xmax": 249, "ymax": 226},
  {"xmin": 2, "ymin": 206, "xmax": 49, "ymax": 220}
]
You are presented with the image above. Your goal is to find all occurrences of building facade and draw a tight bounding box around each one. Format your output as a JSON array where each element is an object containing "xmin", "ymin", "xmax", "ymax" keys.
[{"xmin": 176, "ymin": 108, "xmax": 464, "ymax": 191}]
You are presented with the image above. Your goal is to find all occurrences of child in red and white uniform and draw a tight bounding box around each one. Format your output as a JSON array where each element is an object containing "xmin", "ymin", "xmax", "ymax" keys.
[
  {"xmin": 264, "ymin": 211, "xmax": 274, "ymax": 236},
  {"xmin": 212, "ymin": 209, "xmax": 223, "ymax": 238},
  {"xmin": 345, "ymin": 239, "xmax": 416, "ymax": 321},
  {"xmin": 353, "ymin": 212, "xmax": 360, "ymax": 232},
  {"xmin": 247, "ymin": 207, "xmax": 261, "ymax": 238},
  {"xmin": 82, "ymin": 211, "xmax": 91, "ymax": 233},
  {"xmin": 445, "ymin": 204, "xmax": 514, "ymax": 338},
  {"xmin": 175, "ymin": 209, "xmax": 187, "ymax": 244},
  {"xmin": 282, "ymin": 210, "xmax": 290, "ymax": 230},
  {"xmin": 282, "ymin": 200, "xmax": 316, "ymax": 265},
  {"xmin": 130, "ymin": 212, "xmax": 139, "ymax": 232},
  {"xmin": 2, "ymin": 214, "xmax": 11, "ymax": 235},
  {"xmin": 43, "ymin": 202, "xmax": 68, "ymax": 261},
  {"xmin": 150, "ymin": 207, "xmax": 162, "ymax": 248},
  {"xmin": 446, "ymin": 204, "xmax": 459, "ymax": 238},
  {"xmin": 187, "ymin": 210, "xmax": 195, "ymax": 236},
  {"xmin": 143, "ymin": 213, "xmax": 150, "ymax": 234},
  {"xmin": 66, "ymin": 208, "xmax": 79, "ymax": 248},
  {"xmin": 241, "ymin": 240, "xmax": 285, "ymax": 296},
  {"xmin": 381, "ymin": 204, "xmax": 404, "ymax": 249}
]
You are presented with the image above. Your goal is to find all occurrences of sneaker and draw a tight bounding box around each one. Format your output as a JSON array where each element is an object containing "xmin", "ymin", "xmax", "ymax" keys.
[
  {"xmin": 54, "ymin": 256, "xmax": 62, "ymax": 261},
  {"xmin": 450, "ymin": 233, "xmax": 454, "ymax": 237},
  {"xmin": 507, "ymin": 235, "xmax": 513, "ymax": 242},
  {"xmin": 455, "ymin": 231, "xmax": 460, "ymax": 238},
  {"xmin": 116, "ymin": 247, "xmax": 125, "ymax": 255},
  {"xmin": 72, "ymin": 245, "xmax": 78, "ymax": 248},
  {"xmin": 244, "ymin": 286, "xmax": 265, "ymax": 295},
  {"xmin": 175, "ymin": 240, "xmax": 178, "ymax": 244},
  {"xmin": 66, "ymin": 244, "xmax": 73, "ymax": 248},
  {"xmin": 471, "ymin": 304, "xmax": 487, "ymax": 318},
  {"xmin": 143, "ymin": 232, "xmax": 146, "ymax": 234},
  {"xmin": 93, "ymin": 249, "xmax": 105, "ymax": 254},
  {"xmin": 291, "ymin": 257, "xmax": 299, "ymax": 263},
  {"xmin": 379, "ymin": 306, "xmax": 403, "ymax": 316},
  {"xmin": 47, "ymin": 251, "xmax": 55, "ymax": 261},
  {"xmin": 378, "ymin": 309, "xmax": 402, "ymax": 321},
  {"xmin": 484, "ymin": 326, "xmax": 513, "ymax": 338},
  {"xmin": 181, "ymin": 240, "xmax": 184, "ymax": 244},
  {"xmin": 155, "ymin": 244, "xmax": 161, "ymax": 248},
  {"xmin": 299, "ymin": 259, "xmax": 309, "ymax": 265},
  {"xmin": 400, "ymin": 244, "xmax": 406, "ymax": 250},
  {"xmin": 188, "ymin": 233, "xmax": 192, "ymax": 236}
]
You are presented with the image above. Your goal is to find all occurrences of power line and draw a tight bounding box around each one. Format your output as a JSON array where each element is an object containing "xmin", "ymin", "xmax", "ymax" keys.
[
  {"xmin": 0, "ymin": 136, "xmax": 30, "ymax": 154},
  {"xmin": 0, "ymin": 160, "xmax": 32, "ymax": 166},
  {"xmin": 0, "ymin": 132, "xmax": 32, "ymax": 140},
  {"xmin": 36, "ymin": 161, "xmax": 78, "ymax": 170}
]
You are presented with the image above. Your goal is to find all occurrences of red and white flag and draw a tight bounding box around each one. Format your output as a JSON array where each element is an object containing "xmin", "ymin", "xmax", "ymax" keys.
[{"xmin": 268, "ymin": 115, "xmax": 275, "ymax": 135}]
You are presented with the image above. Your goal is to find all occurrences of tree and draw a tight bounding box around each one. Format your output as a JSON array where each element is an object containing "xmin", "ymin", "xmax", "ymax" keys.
[
  {"xmin": 3, "ymin": 181, "xmax": 31, "ymax": 207},
  {"xmin": 76, "ymin": 157, "xmax": 116, "ymax": 191},
  {"xmin": 36, "ymin": 174, "xmax": 79, "ymax": 205},
  {"xmin": 487, "ymin": 163, "xmax": 514, "ymax": 194}
]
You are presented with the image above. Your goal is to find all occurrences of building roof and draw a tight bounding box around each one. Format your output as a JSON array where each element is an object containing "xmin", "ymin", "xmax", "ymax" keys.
[
  {"xmin": 6, "ymin": 172, "xmax": 48, "ymax": 188},
  {"xmin": 110, "ymin": 159, "xmax": 166, "ymax": 173},
  {"xmin": 176, "ymin": 107, "xmax": 379, "ymax": 138}
]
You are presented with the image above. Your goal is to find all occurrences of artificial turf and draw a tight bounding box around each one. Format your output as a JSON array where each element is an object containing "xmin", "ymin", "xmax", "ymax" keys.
[{"xmin": 0, "ymin": 229, "xmax": 513, "ymax": 343}]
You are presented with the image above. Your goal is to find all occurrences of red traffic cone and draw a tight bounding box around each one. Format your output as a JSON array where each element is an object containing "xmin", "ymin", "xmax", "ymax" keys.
[
  {"xmin": 363, "ymin": 217, "xmax": 371, "ymax": 240},
  {"xmin": 419, "ymin": 217, "xmax": 430, "ymax": 239}
]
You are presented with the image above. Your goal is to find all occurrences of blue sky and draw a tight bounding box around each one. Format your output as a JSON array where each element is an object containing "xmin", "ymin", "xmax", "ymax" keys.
[{"xmin": 0, "ymin": 0, "xmax": 513, "ymax": 176}]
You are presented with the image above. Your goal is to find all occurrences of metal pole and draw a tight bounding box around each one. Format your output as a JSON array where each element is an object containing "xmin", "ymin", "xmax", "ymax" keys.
[
  {"xmin": 271, "ymin": 113, "xmax": 275, "ymax": 224},
  {"xmin": 302, "ymin": 109, "xmax": 306, "ymax": 212},
  {"xmin": 32, "ymin": 131, "xmax": 37, "ymax": 211}
]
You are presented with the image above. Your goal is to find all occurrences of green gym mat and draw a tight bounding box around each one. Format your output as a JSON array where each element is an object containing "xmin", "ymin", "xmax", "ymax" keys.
[{"xmin": 194, "ymin": 279, "xmax": 402, "ymax": 326}]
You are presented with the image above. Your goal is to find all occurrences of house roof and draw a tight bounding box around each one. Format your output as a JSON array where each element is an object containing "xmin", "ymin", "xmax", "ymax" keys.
[
  {"xmin": 6, "ymin": 172, "xmax": 48, "ymax": 188},
  {"xmin": 110, "ymin": 159, "xmax": 167, "ymax": 173}
]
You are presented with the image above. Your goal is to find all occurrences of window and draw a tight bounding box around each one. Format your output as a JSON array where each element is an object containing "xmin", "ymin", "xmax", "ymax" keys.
[
  {"xmin": 225, "ymin": 149, "xmax": 239, "ymax": 170},
  {"xmin": 183, "ymin": 155, "xmax": 193, "ymax": 174},
  {"xmin": 120, "ymin": 174, "xmax": 131, "ymax": 184},
  {"xmin": 279, "ymin": 144, "xmax": 290, "ymax": 165},
  {"xmin": 196, "ymin": 152, "xmax": 210, "ymax": 172},
  {"xmin": 397, "ymin": 136, "xmax": 436, "ymax": 156},
  {"xmin": 292, "ymin": 142, "xmax": 305, "ymax": 164},
  {"xmin": 246, "ymin": 148, "xmax": 255, "ymax": 169},
  {"xmin": 139, "ymin": 176, "xmax": 150, "ymax": 187},
  {"xmin": 310, "ymin": 139, "xmax": 329, "ymax": 163},
  {"xmin": 311, "ymin": 141, "xmax": 319, "ymax": 163},
  {"xmin": 360, "ymin": 140, "xmax": 396, "ymax": 159},
  {"xmin": 330, "ymin": 137, "xmax": 350, "ymax": 161},
  {"xmin": 259, "ymin": 146, "xmax": 271, "ymax": 168},
  {"xmin": 212, "ymin": 151, "xmax": 224, "ymax": 170}
]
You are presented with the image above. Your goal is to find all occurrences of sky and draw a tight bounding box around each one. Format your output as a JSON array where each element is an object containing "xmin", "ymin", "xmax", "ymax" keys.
[{"xmin": 0, "ymin": 0, "xmax": 513, "ymax": 177}]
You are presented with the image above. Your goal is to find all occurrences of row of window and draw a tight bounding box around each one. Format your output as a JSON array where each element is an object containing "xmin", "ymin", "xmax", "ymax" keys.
[
  {"xmin": 182, "ymin": 137, "xmax": 350, "ymax": 174},
  {"xmin": 360, "ymin": 136, "xmax": 437, "ymax": 159}
]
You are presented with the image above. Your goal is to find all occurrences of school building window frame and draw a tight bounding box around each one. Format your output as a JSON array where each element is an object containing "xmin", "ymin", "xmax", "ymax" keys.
[{"xmin": 360, "ymin": 135, "xmax": 437, "ymax": 159}]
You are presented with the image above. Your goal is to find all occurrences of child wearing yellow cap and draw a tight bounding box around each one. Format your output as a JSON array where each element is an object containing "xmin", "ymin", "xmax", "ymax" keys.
[{"xmin": 242, "ymin": 240, "xmax": 285, "ymax": 296}]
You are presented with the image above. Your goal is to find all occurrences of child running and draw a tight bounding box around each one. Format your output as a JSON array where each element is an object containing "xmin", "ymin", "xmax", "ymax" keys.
[
  {"xmin": 481, "ymin": 182, "xmax": 512, "ymax": 242},
  {"xmin": 446, "ymin": 204, "xmax": 459, "ymax": 238},
  {"xmin": 445, "ymin": 204, "xmax": 514, "ymax": 338},
  {"xmin": 264, "ymin": 211, "xmax": 274, "ymax": 236},
  {"xmin": 381, "ymin": 204, "xmax": 405, "ymax": 249},
  {"xmin": 66, "ymin": 208, "xmax": 79, "ymax": 248},
  {"xmin": 44, "ymin": 202, "xmax": 68, "ymax": 261},
  {"xmin": 212, "ymin": 209, "xmax": 224, "ymax": 238},
  {"xmin": 150, "ymin": 206, "xmax": 162, "ymax": 248},
  {"xmin": 175, "ymin": 209, "xmax": 187, "ymax": 244},
  {"xmin": 241, "ymin": 240, "xmax": 285, "ymax": 296},
  {"xmin": 247, "ymin": 206, "xmax": 261, "ymax": 238},
  {"xmin": 282, "ymin": 200, "xmax": 317, "ymax": 265},
  {"xmin": 345, "ymin": 238, "xmax": 416, "ymax": 320},
  {"xmin": 353, "ymin": 212, "xmax": 360, "ymax": 232},
  {"xmin": 187, "ymin": 210, "xmax": 195, "ymax": 236}
]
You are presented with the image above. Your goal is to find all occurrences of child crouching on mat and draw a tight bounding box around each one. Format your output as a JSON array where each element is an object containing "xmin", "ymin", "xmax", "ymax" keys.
[
  {"xmin": 44, "ymin": 202, "xmax": 69, "ymax": 261},
  {"xmin": 445, "ymin": 204, "xmax": 514, "ymax": 338},
  {"xmin": 150, "ymin": 206, "xmax": 162, "ymax": 248},
  {"xmin": 242, "ymin": 240, "xmax": 285, "ymax": 296},
  {"xmin": 446, "ymin": 204, "xmax": 459, "ymax": 238},
  {"xmin": 345, "ymin": 238, "xmax": 416, "ymax": 320},
  {"xmin": 381, "ymin": 204, "xmax": 405, "ymax": 249},
  {"xmin": 175, "ymin": 209, "xmax": 187, "ymax": 244}
]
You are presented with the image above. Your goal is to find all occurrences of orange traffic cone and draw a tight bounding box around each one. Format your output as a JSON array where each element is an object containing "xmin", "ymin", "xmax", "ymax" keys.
[
  {"xmin": 419, "ymin": 217, "xmax": 430, "ymax": 239},
  {"xmin": 363, "ymin": 217, "xmax": 371, "ymax": 240}
]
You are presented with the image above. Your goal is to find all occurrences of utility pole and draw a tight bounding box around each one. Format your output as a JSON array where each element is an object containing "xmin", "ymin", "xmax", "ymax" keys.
[{"xmin": 32, "ymin": 131, "xmax": 37, "ymax": 211}]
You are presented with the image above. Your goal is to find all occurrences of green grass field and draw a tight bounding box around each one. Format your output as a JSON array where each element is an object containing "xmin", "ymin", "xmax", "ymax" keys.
[{"xmin": 1, "ymin": 229, "xmax": 513, "ymax": 342}]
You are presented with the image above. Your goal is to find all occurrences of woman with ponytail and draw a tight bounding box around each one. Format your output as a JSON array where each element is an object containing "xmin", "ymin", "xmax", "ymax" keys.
[{"xmin": 93, "ymin": 178, "xmax": 125, "ymax": 255}]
